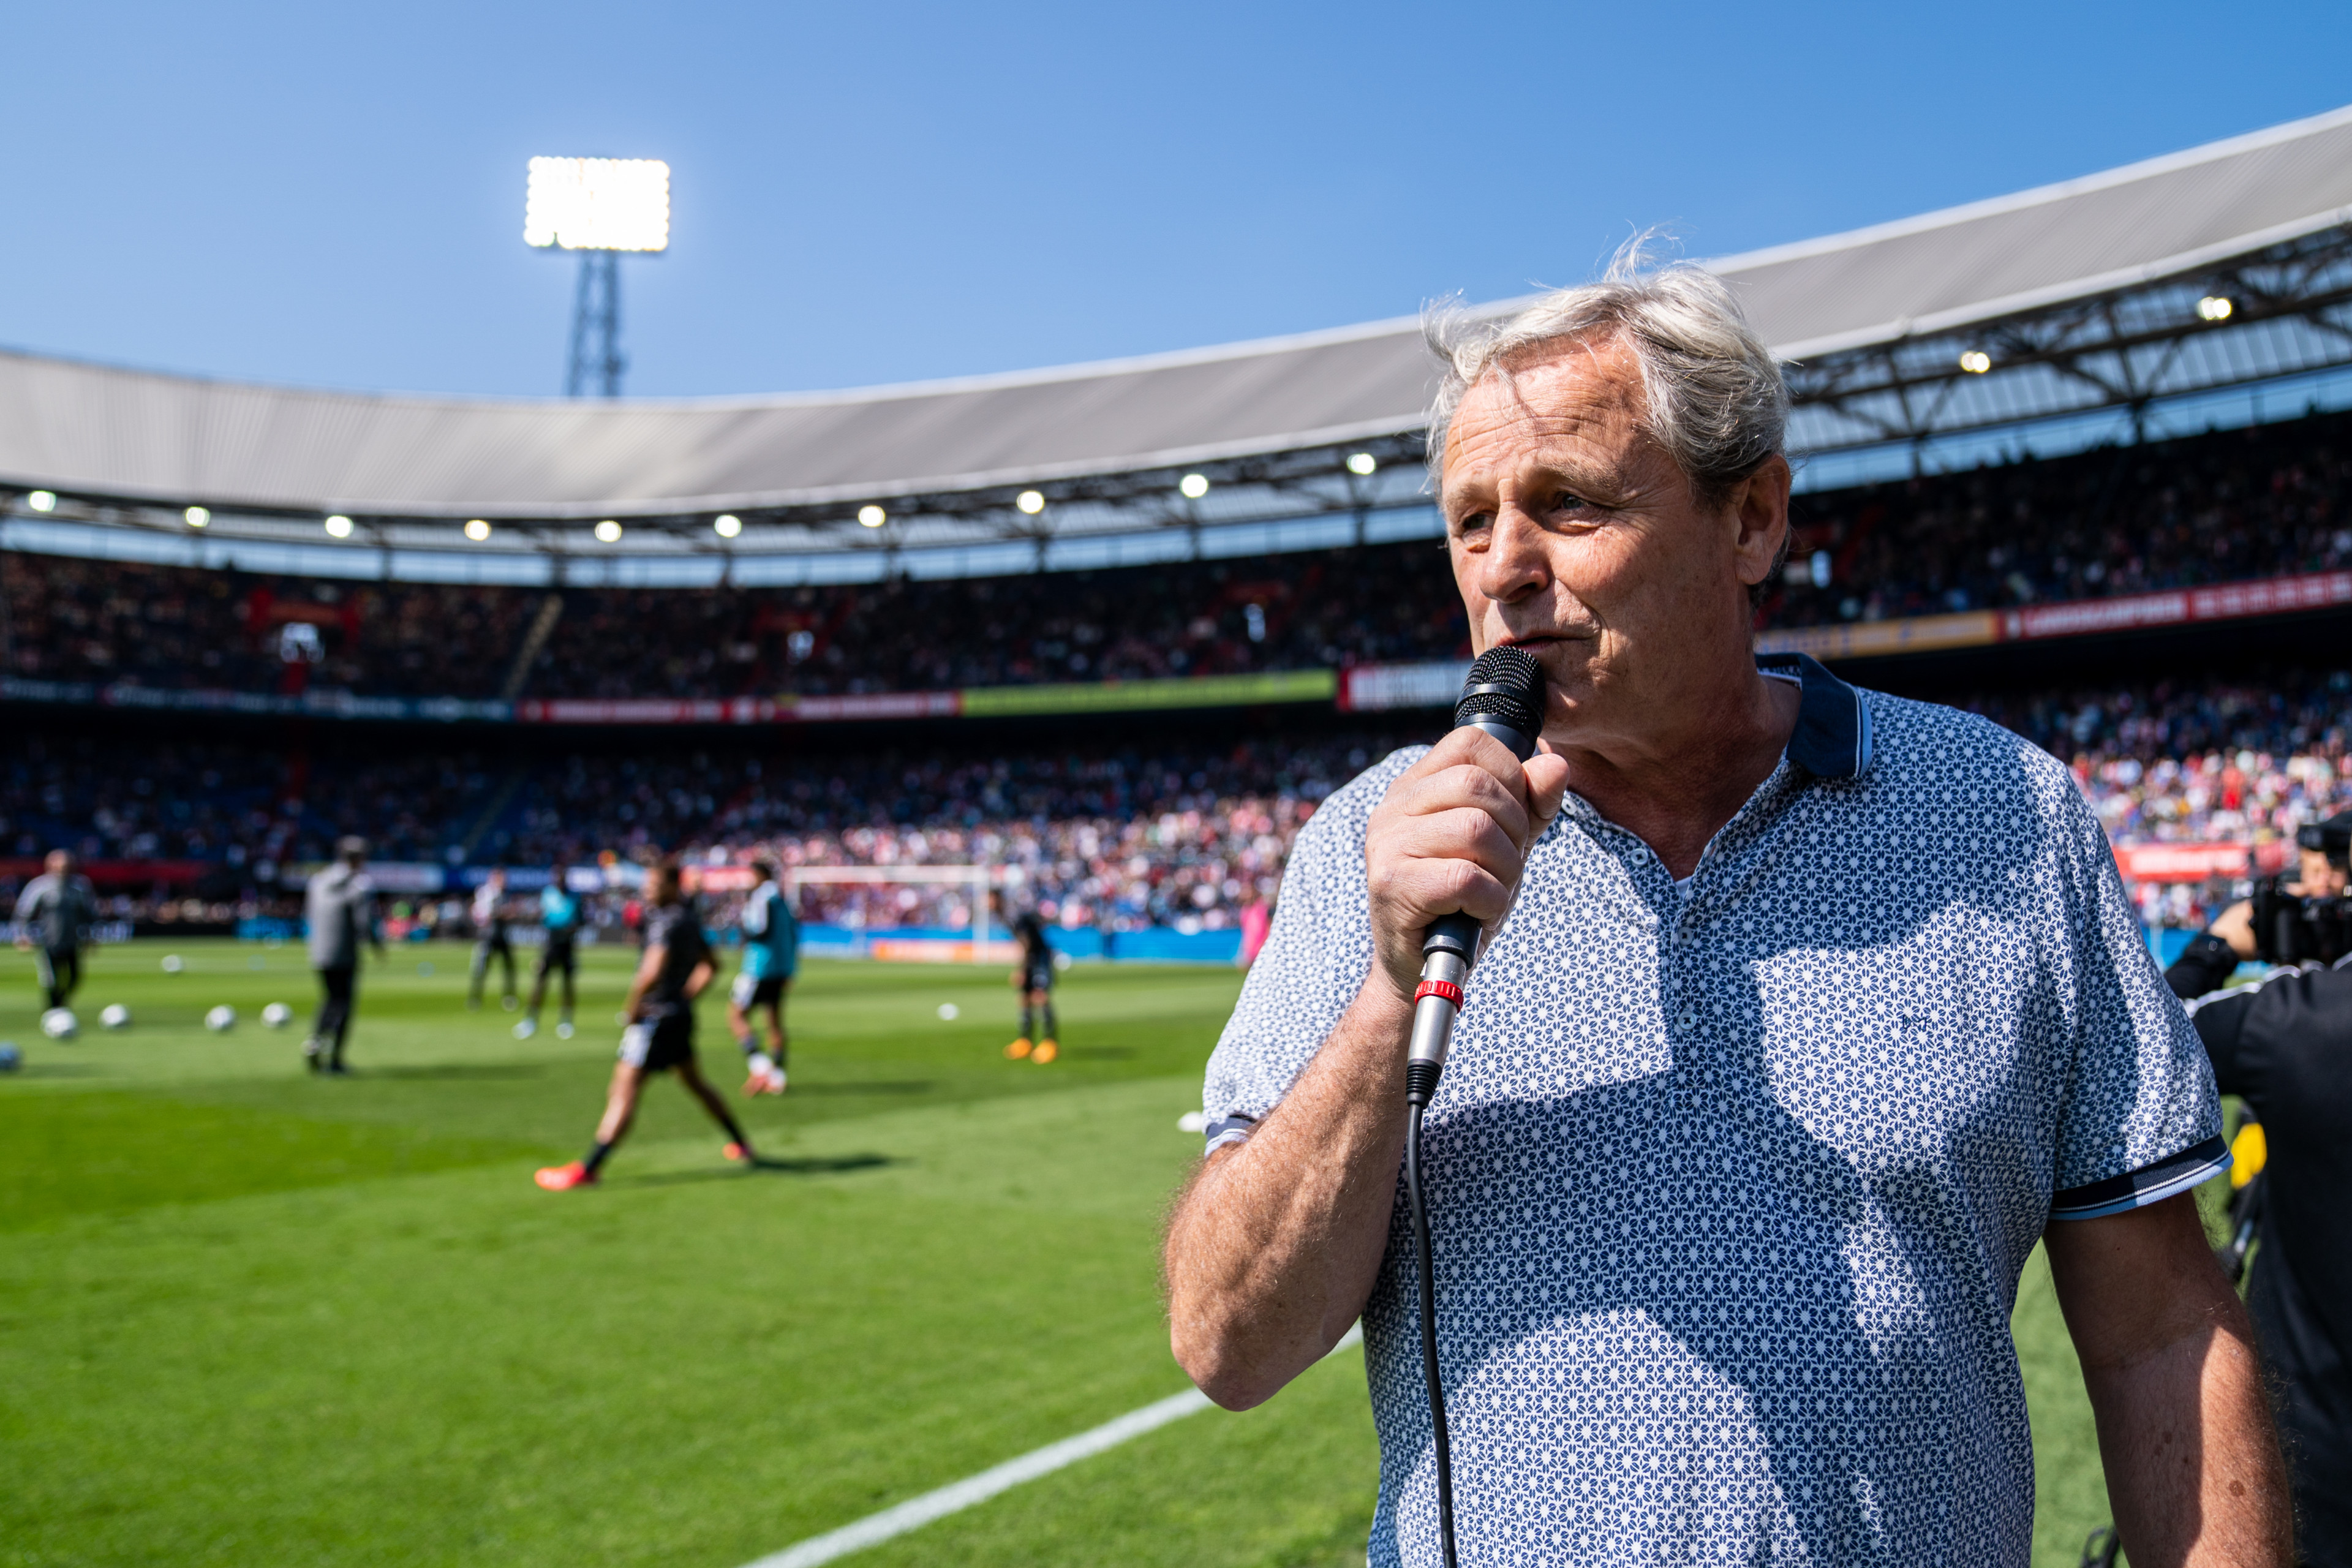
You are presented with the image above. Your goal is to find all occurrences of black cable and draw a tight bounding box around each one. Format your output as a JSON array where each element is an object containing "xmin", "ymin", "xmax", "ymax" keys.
[{"xmin": 1405, "ymin": 1099, "xmax": 1459, "ymax": 1568}]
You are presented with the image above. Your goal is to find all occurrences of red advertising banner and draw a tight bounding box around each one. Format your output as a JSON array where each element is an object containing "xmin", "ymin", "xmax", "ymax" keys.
[{"xmin": 2111, "ymin": 840, "xmax": 2291, "ymax": 883}]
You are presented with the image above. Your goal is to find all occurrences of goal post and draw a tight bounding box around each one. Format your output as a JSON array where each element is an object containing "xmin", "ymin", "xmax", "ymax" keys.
[{"xmin": 785, "ymin": 864, "xmax": 1016, "ymax": 963}]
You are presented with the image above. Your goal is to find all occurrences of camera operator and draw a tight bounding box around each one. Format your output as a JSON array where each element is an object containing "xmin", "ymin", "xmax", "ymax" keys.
[{"xmin": 2168, "ymin": 809, "xmax": 2352, "ymax": 1567}]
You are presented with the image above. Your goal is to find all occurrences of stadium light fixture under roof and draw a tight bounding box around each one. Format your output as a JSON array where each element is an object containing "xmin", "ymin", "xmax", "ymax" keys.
[
  {"xmin": 858, "ymin": 505, "xmax": 887, "ymax": 528},
  {"xmin": 324, "ymin": 514, "xmax": 353, "ymax": 538},
  {"xmin": 714, "ymin": 513, "xmax": 742, "ymax": 538},
  {"xmin": 524, "ymin": 157, "xmax": 671, "ymax": 253}
]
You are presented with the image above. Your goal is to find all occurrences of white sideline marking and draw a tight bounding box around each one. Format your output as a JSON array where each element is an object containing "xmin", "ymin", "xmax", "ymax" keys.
[{"xmin": 743, "ymin": 1324, "xmax": 1364, "ymax": 1568}]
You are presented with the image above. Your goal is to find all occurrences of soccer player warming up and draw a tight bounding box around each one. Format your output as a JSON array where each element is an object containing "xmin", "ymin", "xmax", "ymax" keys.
[
  {"xmin": 728, "ymin": 861, "xmax": 798, "ymax": 1096},
  {"xmin": 993, "ymin": 891, "xmax": 1058, "ymax": 1064},
  {"xmin": 535, "ymin": 860, "xmax": 755, "ymax": 1190},
  {"xmin": 515, "ymin": 864, "xmax": 581, "ymax": 1039},
  {"xmin": 468, "ymin": 868, "xmax": 519, "ymax": 1011}
]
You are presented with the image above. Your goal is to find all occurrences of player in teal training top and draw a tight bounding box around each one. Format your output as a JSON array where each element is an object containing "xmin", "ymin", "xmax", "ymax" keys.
[
  {"xmin": 516, "ymin": 864, "xmax": 583, "ymax": 1040},
  {"xmin": 728, "ymin": 861, "xmax": 798, "ymax": 1095}
]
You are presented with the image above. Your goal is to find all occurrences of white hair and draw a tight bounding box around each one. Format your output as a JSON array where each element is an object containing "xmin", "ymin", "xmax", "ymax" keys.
[{"xmin": 1424, "ymin": 238, "xmax": 1789, "ymax": 514}]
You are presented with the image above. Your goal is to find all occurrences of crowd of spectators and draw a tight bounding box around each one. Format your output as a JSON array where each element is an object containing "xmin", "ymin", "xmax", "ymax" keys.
[
  {"xmin": 7, "ymin": 662, "xmax": 2347, "ymax": 938},
  {"xmin": 1769, "ymin": 408, "xmax": 2350, "ymax": 627},
  {"xmin": 7, "ymin": 407, "xmax": 2345, "ymax": 703},
  {"xmin": 0, "ymin": 543, "xmax": 1468, "ymax": 701}
]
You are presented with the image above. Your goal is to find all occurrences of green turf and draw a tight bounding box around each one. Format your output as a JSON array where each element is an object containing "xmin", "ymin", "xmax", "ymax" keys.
[{"xmin": 0, "ymin": 938, "xmax": 2205, "ymax": 1566}]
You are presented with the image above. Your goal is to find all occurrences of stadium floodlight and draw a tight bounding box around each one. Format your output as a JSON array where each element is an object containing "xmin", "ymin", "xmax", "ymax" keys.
[
  {"xmin": 28, "ymin": 489, "xmax": 56, "ymax": 511},
  {"xmin": 1346, "ymin": 452, "xmax": 1378, "ymax": 476},
  {"xmin": 184, "ymin": 505, "xmax": 210, "ymax": 528},
  {"xmin": 1016, "ymin": 489, "xmax": 1046, "ymax": 515},
  {"xmin": 526, "ymin": 156, "xmax": 669, "ymax": 399},
  {"xmin": 324, "ymin": 514, "xmax": 354, "ymax": 538},
  {"xmin": 524, "ymin": 157, "xmax": 671, "ymax": 253},
  {"xmin": 858, "ymin": 505, "xmax": 887, "ymax": 528},
  {"xmin": 1179, "ymin": 473, "xmax": 1210, "ymax": 499},
  {"xmin": 594, "ymin": 519, "xmax": 624, "ymax": 543},
  {"xmin": 713, "ymin": 513, "xmax": 742, "ymax": 538},
  {"xmin": 1958, "ymin": 350, "xmax": 1992, "ymax": 374},
  {"xmin": 2198, "ymin": 295, "xmax": 2234, "ymax": 322},
  {"xmin": 464, "ymin": 518, "xmax": 492, "ymax": 541}
]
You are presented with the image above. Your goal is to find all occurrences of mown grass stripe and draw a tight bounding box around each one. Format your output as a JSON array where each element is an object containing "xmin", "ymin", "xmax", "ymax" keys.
[{"xmin": 745, "ymin": 1326, "xmax": 1365, "ymax": 1568}]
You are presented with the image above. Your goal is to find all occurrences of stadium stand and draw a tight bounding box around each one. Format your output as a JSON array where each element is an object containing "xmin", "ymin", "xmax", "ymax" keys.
[
  {"xmin": 1770, "ymin": 409, "xmax": 2351, "ymax": 627},
  {"xmin": 4, "ymin": 409, "xmax": 2347, "ymax": 706}
]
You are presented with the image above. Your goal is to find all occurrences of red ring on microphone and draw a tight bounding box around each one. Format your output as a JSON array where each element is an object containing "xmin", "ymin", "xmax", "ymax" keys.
[{"xmin": 1414, "ymin": 978, "xmax": 1464, "ymax": 1008}]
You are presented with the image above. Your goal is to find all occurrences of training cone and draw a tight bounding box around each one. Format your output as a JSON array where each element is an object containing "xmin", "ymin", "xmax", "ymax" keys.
[
  {"xmin": 1032, "ymin": 1039, "xmax": 1058, "ymax": 1064},
  {"xmin": 1005, "ymin": 1037, "xmax": 1033, "ymax": 1059}
]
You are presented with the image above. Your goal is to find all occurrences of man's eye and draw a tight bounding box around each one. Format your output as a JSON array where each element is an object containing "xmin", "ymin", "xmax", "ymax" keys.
[
  {"xmin": 1453, "ymin": 510, "xmax": 1494, "ymax": 536},
  {"xmin": 1551, "ymin": 490, "xmax": 1593, "ymax": 513}
]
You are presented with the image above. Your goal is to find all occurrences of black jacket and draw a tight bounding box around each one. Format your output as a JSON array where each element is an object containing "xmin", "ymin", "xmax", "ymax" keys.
[{"xmin": 2168, "ymin": 936, "xmax": 2352, "ymax": 1566}]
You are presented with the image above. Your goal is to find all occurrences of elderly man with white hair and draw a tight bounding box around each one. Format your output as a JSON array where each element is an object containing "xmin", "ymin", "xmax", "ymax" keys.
[{"xmin": 1163, "ymin": 255, "xmax": 2291, "ymax": 1567}]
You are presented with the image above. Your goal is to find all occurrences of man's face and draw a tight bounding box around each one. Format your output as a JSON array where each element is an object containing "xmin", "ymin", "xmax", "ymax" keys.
[
  {"xmin": 2297, "ymin": 847, "xmax": 2349, "ymax": 897},
  {"xmin": 46, "ymin": 851, "xmax": 70, "ymax": 876},
  {"xmin": 1438, "ymin": 335, "xmax": 1789, "ymax": 747}
]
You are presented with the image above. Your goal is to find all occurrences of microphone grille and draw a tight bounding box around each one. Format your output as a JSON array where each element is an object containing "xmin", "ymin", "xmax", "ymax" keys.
[{"xmin": 1454, "ymin": 645, "xmax": 1546, "ymax": 737}]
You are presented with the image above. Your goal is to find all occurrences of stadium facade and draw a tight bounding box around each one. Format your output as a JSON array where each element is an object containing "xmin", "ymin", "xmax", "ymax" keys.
[
  {"xmin": 5, "ymin": 107, "xmax": 2350, "ymax": 952},
  {"xmin": 2, "ymin": 104, "xmax": 2350, "ymax": 584}
]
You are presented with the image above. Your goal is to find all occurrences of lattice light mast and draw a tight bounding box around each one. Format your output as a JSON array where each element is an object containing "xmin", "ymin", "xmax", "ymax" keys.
[{"xmin": 524, "ymin": 157, "xmax": 670, "ymax": 398}]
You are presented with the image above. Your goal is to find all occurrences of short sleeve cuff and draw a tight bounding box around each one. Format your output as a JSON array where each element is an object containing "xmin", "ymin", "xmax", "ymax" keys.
[
  {"xmin": 2050, "ymin": 1134, "xmax": 2230, "ymax": 1221},
  {"xmin": 1202, "ymin": 1114, "xmax": 1257, "ymax": 1155}
]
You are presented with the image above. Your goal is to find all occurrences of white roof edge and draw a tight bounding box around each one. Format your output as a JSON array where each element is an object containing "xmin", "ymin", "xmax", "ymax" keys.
[
  {"xmin": 1767, "ymin": 203, "xmax": 2352, "ymax": 362},
  {"xmin": 0, "ymin": 304, "xmax": 1436, "ymax": 416},
  {"xmin": 1701, "ymin": 101, "xmax": 2352, "ymax": 279}
]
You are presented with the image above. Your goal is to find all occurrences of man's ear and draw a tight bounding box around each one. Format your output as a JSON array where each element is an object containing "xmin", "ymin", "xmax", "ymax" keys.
[{"xmin": 1729, "ymin": 454, "xmax": 1793, "ymax": 594}]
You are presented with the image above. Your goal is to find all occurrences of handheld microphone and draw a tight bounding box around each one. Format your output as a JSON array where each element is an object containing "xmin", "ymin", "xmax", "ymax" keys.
[
  {"xmin": 1403, "ymin": 643, "xmax": 1547, "ymax": 1568},
  {"xmin": 1406, "ymin": 644, "xmax": 1547, "ymax": 1109}
]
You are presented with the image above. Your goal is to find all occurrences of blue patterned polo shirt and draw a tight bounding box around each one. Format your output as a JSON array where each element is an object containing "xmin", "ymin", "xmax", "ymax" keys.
[{"xmin": 1200, "ymin": 654, "xmax": 2225, "ymax": 1568}]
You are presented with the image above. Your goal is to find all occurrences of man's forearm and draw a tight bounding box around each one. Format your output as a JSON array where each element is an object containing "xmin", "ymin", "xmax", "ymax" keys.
[
  {"xmin": 2050, "ymin": 1196, "xmax": 2292, "ymax": 1567},
  {"xmin": 1166, "ymin": 981, "xmax": 1415, "ymax": 1410},
  {"xmin": 2082, "ymin": 1314, "xmax": 2288, "ymax": 1566}
]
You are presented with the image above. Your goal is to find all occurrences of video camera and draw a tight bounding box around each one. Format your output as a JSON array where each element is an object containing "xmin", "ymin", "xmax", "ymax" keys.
[{"xmin": 2250, "ymin": 812, "xmax": 2352, "ymax": 966}]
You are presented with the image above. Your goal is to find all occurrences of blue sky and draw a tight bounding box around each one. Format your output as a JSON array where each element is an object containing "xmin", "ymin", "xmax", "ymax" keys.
[{"xmin": 3, "ymin": 1, "xmax": 2346, "ymax": 399}]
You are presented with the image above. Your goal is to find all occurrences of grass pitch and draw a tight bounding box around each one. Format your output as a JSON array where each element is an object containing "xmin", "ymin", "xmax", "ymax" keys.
[{"xmin": 1, "ymin": 939, "xmax": 2160, "ymax": 1566}]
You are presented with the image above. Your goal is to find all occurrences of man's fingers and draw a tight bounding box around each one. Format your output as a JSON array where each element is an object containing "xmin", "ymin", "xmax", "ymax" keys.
[
  {"xmin": 1407, "ymin": 857, "xmax": 1515, "ymax": 927},
  {"xmin": 1386, "ymin": 763, "xmax": 1532, "ymax": 843},
  {"xmin": 1522, "ymin": 752, "xmax": 1572, "ymax": 835}
]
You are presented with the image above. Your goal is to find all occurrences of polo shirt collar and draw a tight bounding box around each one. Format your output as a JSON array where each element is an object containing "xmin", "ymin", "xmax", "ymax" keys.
[{"xmin": 1756, "ymin": 651, "xmax": 1872, "ymax": 780}]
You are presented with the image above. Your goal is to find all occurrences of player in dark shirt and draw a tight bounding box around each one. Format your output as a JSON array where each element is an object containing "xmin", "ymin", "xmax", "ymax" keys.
[
  {"xmin": 535, "ymin": 861, "xmax": 755, "ymax": 1189},
  {"xmin": 992, "ymin": 890, "xmax": 1059, "ymax": 1065},
  {"xmin": 2166, "ymin": 811, "xmax": 2352, "ymax": 1566}
]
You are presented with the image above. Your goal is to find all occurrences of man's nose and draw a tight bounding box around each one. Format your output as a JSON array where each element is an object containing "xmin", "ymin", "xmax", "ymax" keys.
[{"xmin": 1476, "ymin": 503, "xmax": 1553, "ymax": 605}]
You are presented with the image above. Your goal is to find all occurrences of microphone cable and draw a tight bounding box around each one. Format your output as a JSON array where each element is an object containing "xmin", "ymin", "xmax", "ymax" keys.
[{"xmin": 1403, "ymin": 644, "xmax": 1547, "ymax": 1568}]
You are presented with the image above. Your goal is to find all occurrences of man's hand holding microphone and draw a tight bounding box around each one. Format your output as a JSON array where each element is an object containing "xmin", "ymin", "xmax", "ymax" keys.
[{"xmin": 1165, "ymin": 650, "xmax": 1564, "ymax": 1415}]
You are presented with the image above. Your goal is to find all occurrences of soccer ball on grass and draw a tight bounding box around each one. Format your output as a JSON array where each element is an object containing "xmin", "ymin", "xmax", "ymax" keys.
[
  {"xmin": 261, "ymin": 1003, "xmax": 293, "ymax": 1029},
  {"xmin": 100, "ymin": 1003, "xmax": 131, "ymax": 1030},
  {"xmin": 0, "ymin": 1042, "xmax": 19, "ymax": 1072},
  {"xmin": 204, "ymin": 1005, "xmax": 238, "ymax": 1033},
  {"xmin": 40, "ymin": 1008, "xmax": 78, "ymax": 1040}
]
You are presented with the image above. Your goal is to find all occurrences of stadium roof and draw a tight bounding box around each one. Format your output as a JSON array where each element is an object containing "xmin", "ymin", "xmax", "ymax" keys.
[{"xmin": 4, "ymin": 102, "xmax": 2351, "ymax": 544}]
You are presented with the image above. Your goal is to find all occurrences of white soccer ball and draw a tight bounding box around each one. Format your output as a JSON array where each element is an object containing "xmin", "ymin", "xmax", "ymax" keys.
[
  {"xmin": 261, "ymin": 1002, "xmax": 293, "ymax": 1029},
  {"xmin": 937, "ymin": 1002, "xmax": 960, "ymax": 1020},
  {"xmin": 160, "ymin": 954, "xmax": 184, "ymax": 974},
  {"xmin": 204, "ymin": 1005, "xmax": 238, "ymax": 1033},
  {"xmin": 100, "ymin": 1004, "xmax": 131, "ymax": 1030},
  {"xmin": 41, "ymin": 1008, "xmax": 78, "ymax": 1040},
  {"xmin": 0, "ymin": 1042, "xmax": 19, "ymax": 1072}
]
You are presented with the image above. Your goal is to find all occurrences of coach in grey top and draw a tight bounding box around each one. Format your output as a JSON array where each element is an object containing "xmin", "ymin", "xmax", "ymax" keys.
[
  {"xmin": 1163, "ymin": 255, "xmax": 2290, "ymax": 1567},
  {"xmin": 14, "ymin": 849, "xmax": 99, "ymax": 1010},
  {"xmin": 303, "ymin": 836, "xmax": 380, "ymax": 1074}
]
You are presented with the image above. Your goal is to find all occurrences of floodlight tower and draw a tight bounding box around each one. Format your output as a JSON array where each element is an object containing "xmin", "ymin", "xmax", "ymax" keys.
[{"xmin": 524, "ymin": 156, "xmax": 671, "ymax": 398}]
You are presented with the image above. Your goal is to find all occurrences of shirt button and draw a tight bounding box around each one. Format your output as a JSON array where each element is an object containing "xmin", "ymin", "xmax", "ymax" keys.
[{"xmin": 1678, "ymin": 1008, "xmax": 1698, "ymax": 1031}]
